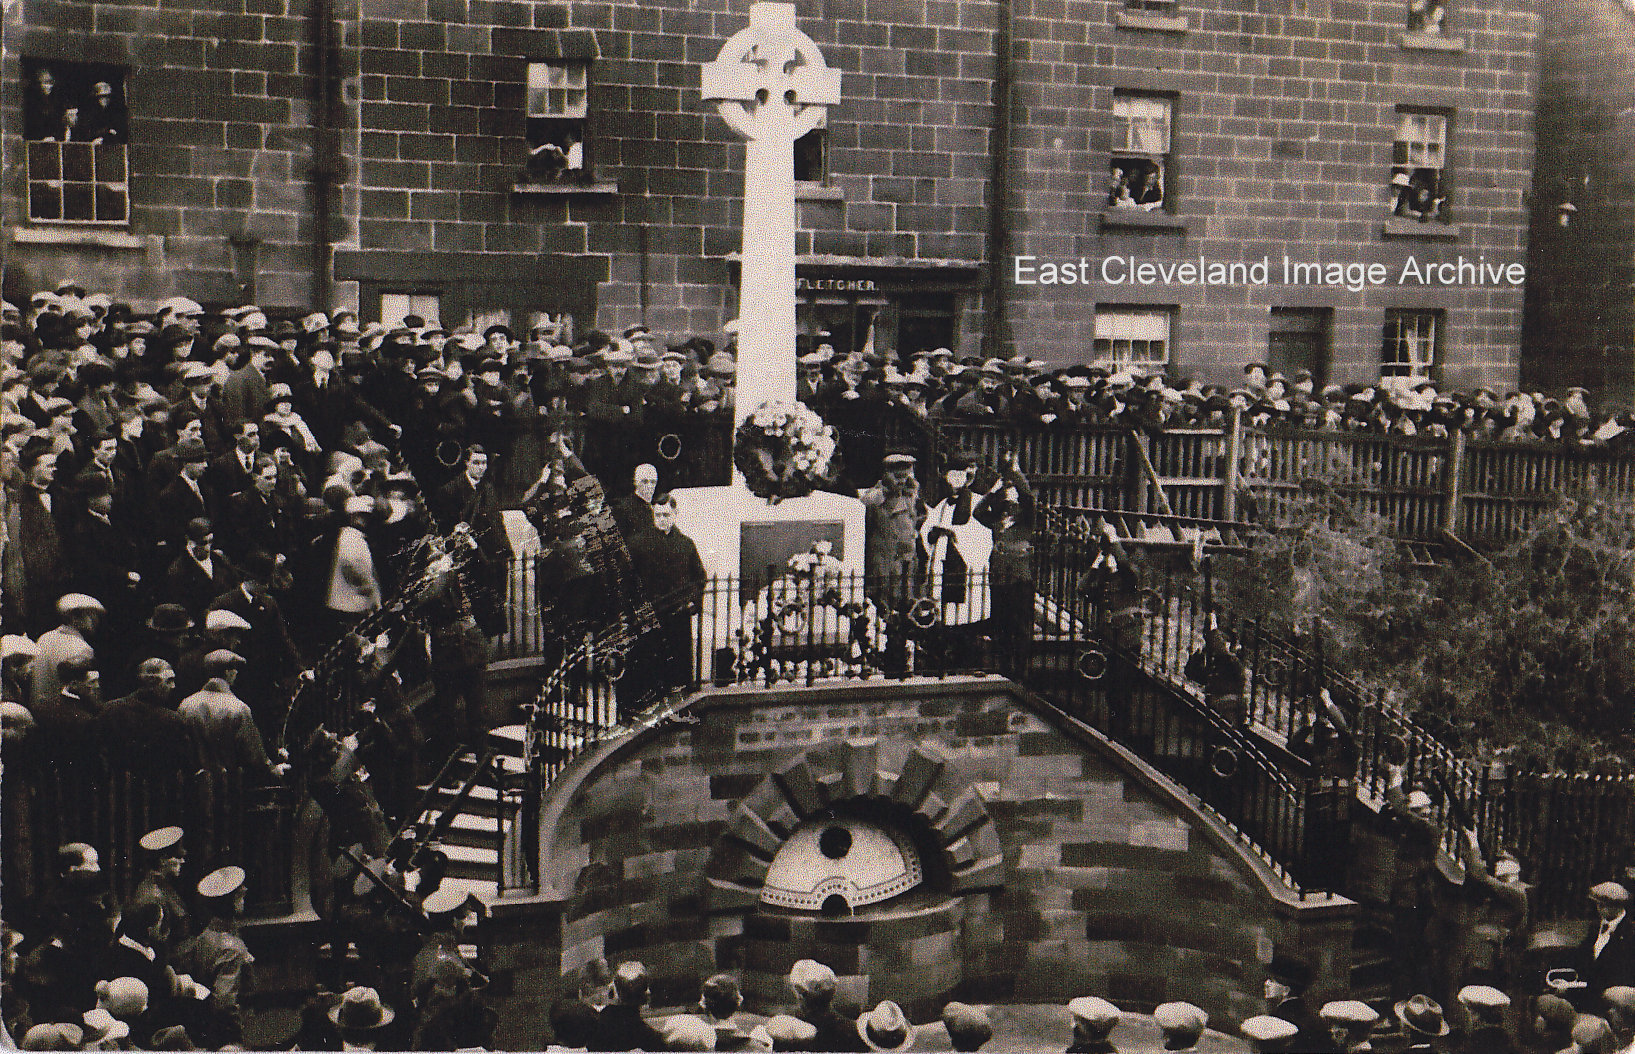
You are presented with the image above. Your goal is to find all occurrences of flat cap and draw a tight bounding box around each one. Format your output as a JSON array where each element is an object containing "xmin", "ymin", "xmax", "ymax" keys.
[
  {"xmin": 2, "ymin": 635, "xmax": 40, "ymax": 661},
  {"xmin": 1605, "ymin": 986, "xmax": 1635, "ymax": 1013},
  {"xmin": 1154, "ymin": 1002, "xmax": 1206, "ymax": 1038},
  {"xmin": 157, "ymin": 296, "xmax": 204, "ymax": 317},
  {"xmin": 202, "ymin": 649, "xmax": 246, "ymax": 671},
  {"xmin": 1457, "ymin": 985, "xmax": 1510, "ymax": 1011},
  {"xmin": 1593, "ymin": 881, "xmax": 1631, "ymax": 904},
  {"xmin": 940, "ymin": 1002, "xmax": 992, "ymax": 1047},
  {"xmin": 1319, "ymin": 1000, "xmax": 1379, "ymax": 1027},
  {"xmin": 421, "ymin": 886, "xmax": 478, "ymax": 917},
  {"xmin": 1241, "ymin": 1015, "xmax": 1298, "ymax": 1042},
  {"xmin": 759, "ymin": 1015, "xmax": 817, "ymax": 1051},
  {"xmin": 661, "ymin": 1014, "xmax": 716, "ymax": 1052},
  {"xmin": 787, "ymin": 959, "xmax": 837, "ymax": 999},
  {"xmin": 204, "ymin": 609, "xmax": 251, "ymax": 633},
  {"xmin": 56, "ymin": 593, "xmax": 105, "ymax": 616}
]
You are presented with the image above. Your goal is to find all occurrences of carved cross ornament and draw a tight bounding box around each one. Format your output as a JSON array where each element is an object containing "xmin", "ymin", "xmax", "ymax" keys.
[{"xmin": 700, "ymin": 3, "xmax": 842, "ymax": 144}]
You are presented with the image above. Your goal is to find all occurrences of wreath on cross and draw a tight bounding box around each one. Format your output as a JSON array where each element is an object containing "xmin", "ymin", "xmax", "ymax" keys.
[{"xmin": 733, "ymin": 400, "xmax": 840, "ymax": 502}]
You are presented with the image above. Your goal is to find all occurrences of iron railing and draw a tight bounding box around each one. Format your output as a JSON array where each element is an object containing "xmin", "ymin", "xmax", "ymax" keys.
[{"xmin": 1, "ymin": 753, "xmax": 294, "ymax": 918}]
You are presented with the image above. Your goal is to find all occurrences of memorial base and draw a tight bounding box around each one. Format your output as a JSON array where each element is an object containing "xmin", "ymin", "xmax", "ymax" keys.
[{"xmin": 671, "ymin": 480, "xmax": 866, "ymax": 582}]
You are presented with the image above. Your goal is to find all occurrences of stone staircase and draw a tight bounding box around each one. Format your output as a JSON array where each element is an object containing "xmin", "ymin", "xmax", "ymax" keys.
[{"xmin": 414, "ymin": 724, "xmax": 529, "ymax": 901}]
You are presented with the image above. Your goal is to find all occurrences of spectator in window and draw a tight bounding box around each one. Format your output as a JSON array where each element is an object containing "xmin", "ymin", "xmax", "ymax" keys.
[
  {"xmin": 1132, "ymin": 160, "xmax": 1164, "ymax": 209},
  {"xmin": 77, "ymin": 82, "xmax": 127, "ymax": 144},
  {"xmin": 23, "ymin": 67, "xmax": 65, "ymax": 141}
]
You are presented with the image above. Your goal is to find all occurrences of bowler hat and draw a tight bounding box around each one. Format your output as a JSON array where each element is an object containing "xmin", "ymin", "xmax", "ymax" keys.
[{"xmin": 147, "ymin": 604, "xmax": 194, "ymax": 633}]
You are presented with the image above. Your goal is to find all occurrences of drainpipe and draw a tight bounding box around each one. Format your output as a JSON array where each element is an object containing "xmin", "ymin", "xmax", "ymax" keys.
[
  {"xmin": 310, "ymin": 0, "xmax": 338, "ymax": 309},
  {"xmin": 984, "ymin": 0, "xmax": 1012, "ymax": 359}
]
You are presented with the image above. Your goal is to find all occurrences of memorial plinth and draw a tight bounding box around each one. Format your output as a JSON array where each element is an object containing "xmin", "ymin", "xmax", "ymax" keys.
[{"xmin": 678, "ymin": 3, "xmax": 864, "ymax": 582}]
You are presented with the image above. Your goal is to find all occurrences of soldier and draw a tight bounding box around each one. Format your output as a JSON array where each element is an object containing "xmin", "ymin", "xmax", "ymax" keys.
[
  {"xmin": 410, "ymin": 887, "xmax": 495, "ymax": 1052},
  {"xmin": 787, "ymin": 959, "xmax": 857, "ymax": 1053},
  {"xmin": 126, "ymin": 827, "xmax": 191, "ymax": 953},
  {"xmin": 696, "ymin": 973, "xmax": 755, "ymax": 1052},
  {"xmin": 860, "ymin": 452, "xmax": 922, "ymax": 608},
  {"xmin": 591, "ymin": 961, "xmax": 666, "ymax": 1053},
  {"xmin": 1262, "ymin": 955, "xmax": 1329, "ymax": 1052},
  {"xmin": 172, "ymin": 867, "xmax": 253, "ymax": 1047},
  {"xmin": 328, "ymin": 985, "xmax": 401, "ymax": 1052},
  {"xmin": 1455, "ymin": 984, "xmax": 1516, "ymax": 1054},
  {"xmin": 856, "ymin": 1000, "xmax": 912, "ymax": 1052},
  {"xmin": 1395, "ymin": 995, "xmax": 1450, "ymax": 1054}
]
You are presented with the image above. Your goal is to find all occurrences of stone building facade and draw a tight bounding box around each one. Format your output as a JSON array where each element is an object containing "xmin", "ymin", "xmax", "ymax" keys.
[
  {"xmin": 1519, "ymin": 0, "xmax": 1635, "ymax": 409},
  {"xmin": 4, "ymin": 0, "xmax": 1538, "ymax": 388}
]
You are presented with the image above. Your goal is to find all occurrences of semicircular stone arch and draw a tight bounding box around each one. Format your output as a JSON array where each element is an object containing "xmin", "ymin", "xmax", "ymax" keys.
[{"xmin": 702, "ymin": 740, "xmax": 1006, "ymax": 914}]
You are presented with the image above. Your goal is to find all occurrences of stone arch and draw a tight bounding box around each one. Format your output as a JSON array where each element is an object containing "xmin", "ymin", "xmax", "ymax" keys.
[{"xmin": 702, "ymin": 739, "xmax": 1005, "ymax": 914}]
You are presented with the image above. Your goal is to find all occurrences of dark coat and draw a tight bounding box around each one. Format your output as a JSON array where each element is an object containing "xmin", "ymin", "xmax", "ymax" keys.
[
  {"xmin": 164, "ymin": 549, "xmax": 241, "ymax": 620},
  {"xmin": 1579, "ymin": 914, "xmax": 1635, "ymax": 998},
  {"xmin": 590, "ymin": 1002, "xmax": 667, "ymax": 1052},
  {"xmin": 797, "ymin": 1006, "xmax": 861, "ymax": 1053},
  {"xmin": 627, "ymin": 524, "xmax": 706, "ymax": 612},
  {"xmin": 97, "ymin": 690, "xmax": 196, "ymax": 775},
  {"xmin": 154, "ymin": 475, "xmax": 220, "ymax": 550},
  {"xmin": 434, "ymin": 474, "xmax": 512, "ymax": 562}
]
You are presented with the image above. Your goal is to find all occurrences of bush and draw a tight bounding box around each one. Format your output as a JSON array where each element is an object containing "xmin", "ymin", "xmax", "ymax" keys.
[{"xmin": 1215, "ymin": 484, "xmax": 1635, "ymax": 771}]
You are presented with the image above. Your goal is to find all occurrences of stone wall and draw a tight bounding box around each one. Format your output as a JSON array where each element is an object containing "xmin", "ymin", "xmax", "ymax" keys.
[
  {"xmin": 5, "ymin": 0, "xmax": 1537, "ymax": 391},
  {"xmin": 1519, "ymin": 0, "xmax": 1635, "ymax": 409},
  {"xmin": 1001, "ymin": 0, "xmax": 1539, "ymax": 389},
  {"xmin": 537, "ymin": 677, "xmax": 1353, "ymax": 1027},
  {"xmin": 2, "ymin": 0, "xmax": 326, "ymax": 304}
]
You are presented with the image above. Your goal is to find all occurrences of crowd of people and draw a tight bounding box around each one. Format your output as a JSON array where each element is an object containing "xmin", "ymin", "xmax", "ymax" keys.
[
  {"xmin": 814, "ymin": 349, "xmax": 1635, "ymax": 451},
  {"xmin": 0, "ymin": 284, "xmax": 736, "ymax": 1049},
  {"xmin": 4, "ymin": 279, "xmax": 1634, "ymax": 1052}
]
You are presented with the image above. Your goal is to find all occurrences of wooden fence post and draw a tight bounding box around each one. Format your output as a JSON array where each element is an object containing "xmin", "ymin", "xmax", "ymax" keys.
[
  {"xmin": 1128, "ymin": 431, "xmax": 1151, "ymax": 513},
  {"xmin": 1444, "ymin": 429, "xmax": 1465, "ymax": 536},
  {"xmin": 1223, "ymin": 407, "xmax": 1243, "ymax": 522}
]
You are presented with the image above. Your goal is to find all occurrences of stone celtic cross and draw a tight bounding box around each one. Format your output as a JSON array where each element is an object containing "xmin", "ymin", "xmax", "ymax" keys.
[{"xmin": 702, "ymin": 3, "xmax": 842, "ymax": 425}]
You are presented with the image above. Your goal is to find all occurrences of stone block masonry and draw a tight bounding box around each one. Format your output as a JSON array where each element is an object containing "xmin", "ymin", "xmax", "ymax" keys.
[
  {"xmin": 539, "ymin": 678, "xmax": 1353, "ymax": 1028},
  {"xmin": 5, "ymin": 0, "xmax": 1536, "ymax": 390}
]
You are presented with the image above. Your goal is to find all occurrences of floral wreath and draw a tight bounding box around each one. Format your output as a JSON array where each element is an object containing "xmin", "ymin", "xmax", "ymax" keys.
[{"xmin": 734, "ymin": 400, "xmax": 840, "ymax": 502}]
